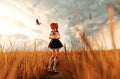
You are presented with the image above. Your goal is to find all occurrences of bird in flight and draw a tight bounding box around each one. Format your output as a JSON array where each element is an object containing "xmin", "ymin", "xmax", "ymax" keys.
[{"xmin": 36, "ymin": 19, "xmax": 41, "ymax": 25}]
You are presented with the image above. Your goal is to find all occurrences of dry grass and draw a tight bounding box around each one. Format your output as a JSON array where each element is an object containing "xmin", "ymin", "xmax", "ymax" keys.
[
  {"xmin": 0, "ymin": 51, "xmax": 48, "ymax": 79},
  {"xmin": 0, "ymin": 50, "xmax": 120, "ymax": 79},
  {"xmin": 60, "ymin": 50, "xmax": 120, "ymax": 79},
  {"xmin": 0, "ymin": 3, "xmax": 119, "ymax": 79}
]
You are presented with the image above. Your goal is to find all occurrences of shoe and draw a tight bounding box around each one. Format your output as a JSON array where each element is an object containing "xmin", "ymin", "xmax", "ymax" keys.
[{"xmin": 52, "ymin": 70, "xmax": 59, "ymax": 74}]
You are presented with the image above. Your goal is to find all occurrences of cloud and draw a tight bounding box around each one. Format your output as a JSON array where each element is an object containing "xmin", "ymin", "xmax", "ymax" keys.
[
  {"xmin": 0, "ymin": 16, "xmax": 37, "ymax": 37},
  {"xmin": 89, "ymin": 21, "xmax": 120, "ymax": 49},
  {"xmin": 0, "ymin": 15, "xmax": 49, "ymax": 50},
  {"xmin": 9, "ymin": 0, "xmax": 120, "ymax": 49}
]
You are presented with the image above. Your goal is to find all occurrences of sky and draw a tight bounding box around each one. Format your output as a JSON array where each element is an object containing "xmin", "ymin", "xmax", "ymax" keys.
[{"xmin": 0, "ymin": 0, "xmax": 120, "ymax": 51}]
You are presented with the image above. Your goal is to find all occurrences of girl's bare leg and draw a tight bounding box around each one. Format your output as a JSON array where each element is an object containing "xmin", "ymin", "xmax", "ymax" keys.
[
  {"xmin": 53, "ymin": 49, "xmax": 59, "ymax": 72},
  {"xmin": 48, "ymin": 49, "xmax": 55, "ymax": 70}
]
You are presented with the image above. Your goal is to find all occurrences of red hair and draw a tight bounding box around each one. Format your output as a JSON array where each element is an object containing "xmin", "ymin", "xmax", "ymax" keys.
[{"xmin": 50, "ymin": 22, "xmax": 58, "ymax": 31}]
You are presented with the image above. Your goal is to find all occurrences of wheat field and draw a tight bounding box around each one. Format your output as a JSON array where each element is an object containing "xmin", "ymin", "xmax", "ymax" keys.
[
  {"xmin": 0, "ymin": 4, "xmax": 119, "ymax": 79},
  {"xmin": 0, "ymin": 49, "xmax": 120, "ymax": 79}
]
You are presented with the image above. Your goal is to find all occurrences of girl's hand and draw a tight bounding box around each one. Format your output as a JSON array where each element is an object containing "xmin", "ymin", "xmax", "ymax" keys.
[
  {"xmin": 49, "ymin": 31, "xmax": 60, "ymax": 39},
  {"xmin": 55, "ymin": 32, "xmax": 60, "ymax": 39}
]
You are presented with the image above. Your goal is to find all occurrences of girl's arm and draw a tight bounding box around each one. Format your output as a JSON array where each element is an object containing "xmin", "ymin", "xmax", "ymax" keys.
[
  {"xmin": 55, "ymin": 32, "xmax": 60, "ymax": 39},
  {"xmin": 49, "ymin": 32, "xmax": 56, "ymax": 39}
]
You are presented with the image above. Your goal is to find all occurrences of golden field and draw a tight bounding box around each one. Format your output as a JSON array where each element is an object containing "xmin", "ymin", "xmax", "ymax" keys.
[
  {"xmin": 0, "ymin": 4, "xmax": 119, "ymax": 79},
  {"xmin": 0, "ymin": 49, "xmax": 120, "ymax": 79}
]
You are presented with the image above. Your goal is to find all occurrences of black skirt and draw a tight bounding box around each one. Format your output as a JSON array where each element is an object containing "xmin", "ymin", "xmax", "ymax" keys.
[{"xmin": 48, "ymin": 39, "xmax": 63, "ymax": 49}]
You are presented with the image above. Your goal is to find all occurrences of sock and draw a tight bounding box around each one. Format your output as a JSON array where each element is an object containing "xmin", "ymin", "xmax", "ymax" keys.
[
  {"xmin": 48, "ymin": 56, "xmax": 54, "ymax": 69},
  {"xmin": 53, "ymin": 57, "xmax": 57, "ymax": 71}
]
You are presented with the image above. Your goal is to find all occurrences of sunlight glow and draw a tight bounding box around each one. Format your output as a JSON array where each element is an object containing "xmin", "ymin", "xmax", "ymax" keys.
[
  {"xmin": 0, "ymin": 19, "xmax": 38, "ymax": 40},
  {"xmin": 0, "ymin": 19, "xmax": 17, "ymax": 35}
]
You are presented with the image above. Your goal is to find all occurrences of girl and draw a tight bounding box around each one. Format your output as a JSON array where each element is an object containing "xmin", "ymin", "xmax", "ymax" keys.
[{"xmin": 48, "ymin": 22, "xmax": 63, "ymax": 73}]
